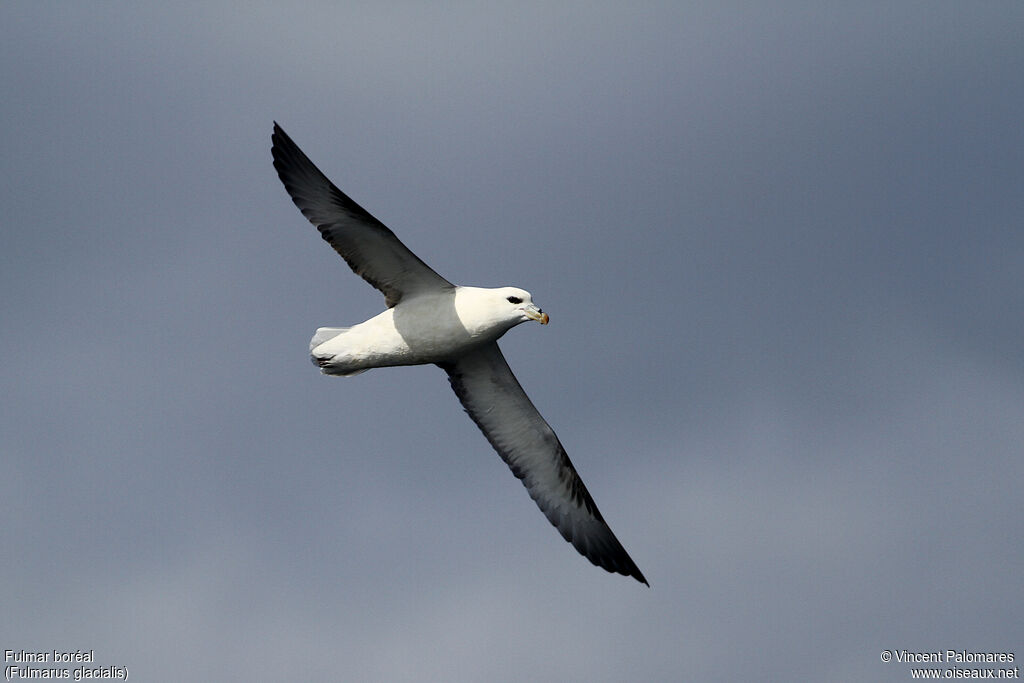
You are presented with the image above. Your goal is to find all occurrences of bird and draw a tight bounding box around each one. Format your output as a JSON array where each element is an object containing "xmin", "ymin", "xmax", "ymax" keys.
[{"xmin": 271, "ymin": 123, "xmax": 647, "ymax": 585}]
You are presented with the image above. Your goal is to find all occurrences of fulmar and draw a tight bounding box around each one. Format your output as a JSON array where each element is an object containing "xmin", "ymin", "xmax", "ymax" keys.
[{"xmin": 271, "ymin": 123, "xmax": 647, "ymax": 585}]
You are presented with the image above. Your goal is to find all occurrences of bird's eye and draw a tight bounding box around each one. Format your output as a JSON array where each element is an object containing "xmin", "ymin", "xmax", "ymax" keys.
[{"xmin": 506, "ymin": 296, "xmax": 522, "ymax": 304}]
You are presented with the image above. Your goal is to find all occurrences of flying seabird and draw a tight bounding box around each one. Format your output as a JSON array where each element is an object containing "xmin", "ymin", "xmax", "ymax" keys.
[{"xmin": 271, "ymin": 123, "xmax": 647, "ymax": 585}]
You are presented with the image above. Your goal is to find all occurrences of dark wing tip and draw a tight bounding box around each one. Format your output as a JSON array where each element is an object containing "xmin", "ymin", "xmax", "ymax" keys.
[
  {"xmin": 537, "ymin": 461, "xmax": 648, "ymax": 586},
  {"xmin": 270, "ymin": 122, "xmax": 316, "ymax": 199},
  {"xmin": 270, "ymin": 121, "xmax": 290, "ymax": 162},
  {"xmin": 610, "ymin": 548, "xmax": 649, "ymax": 586},
  {"xmin": 629, "ymin": 566, "xmax": 650, "ymax": 586},
  {"xmin": 269, "ymin": 122, "xmax": 368, "ymax": 233},
  {"xmin": 626, "ymin": 560, "xmax": 650, "ymax": 586},
  {"xmin": 564, "ymin": 513, "xmax": 649, "ymax": 586},
  {"xmin": 271, "ymin": 121, "xmax": 291, "ymax": 149}
]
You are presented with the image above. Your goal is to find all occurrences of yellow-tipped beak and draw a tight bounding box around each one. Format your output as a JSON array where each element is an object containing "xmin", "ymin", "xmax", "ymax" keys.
[{"xmin": 524, "ymin": 305, "xmax": 549, "ymax": 324}]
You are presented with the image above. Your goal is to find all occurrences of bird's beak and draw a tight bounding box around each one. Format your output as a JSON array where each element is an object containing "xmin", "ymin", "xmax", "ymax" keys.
[{"xmin": 524, "ymin": 304, "xmax": 549, "ymax": 325}]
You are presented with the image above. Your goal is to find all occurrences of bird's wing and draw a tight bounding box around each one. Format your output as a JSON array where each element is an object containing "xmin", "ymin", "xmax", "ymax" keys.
[
  {"xmin": 439, "ymin": 343, "xmax": 647, "ymax": 584},
  {"xmin": 271, "ymin": 123, "xmax": 453, "ymax": 307}
]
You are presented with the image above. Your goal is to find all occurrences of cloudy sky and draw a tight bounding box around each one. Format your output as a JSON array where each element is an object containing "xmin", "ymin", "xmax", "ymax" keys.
[{"xmin": 2, "ymin": 2, "xmax": 1022, "ymax": 680}]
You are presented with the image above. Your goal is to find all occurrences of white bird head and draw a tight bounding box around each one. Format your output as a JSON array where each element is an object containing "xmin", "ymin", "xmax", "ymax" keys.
[
  {"xmin": 453, "ymin": 286, "xmax": 549, "ymax": 339},
  {"xmin": 498, "ymin": 286, "xmax": 549, "ymax": 326}
]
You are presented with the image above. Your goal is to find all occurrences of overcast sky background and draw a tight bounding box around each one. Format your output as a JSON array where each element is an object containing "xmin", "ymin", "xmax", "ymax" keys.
[{"xmin": 2, "ymin": 2, "xmax": 1022, "ymax": 681}]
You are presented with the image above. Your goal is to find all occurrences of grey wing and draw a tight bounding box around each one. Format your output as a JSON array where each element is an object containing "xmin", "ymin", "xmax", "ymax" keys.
[
  {"xmin": 439, "ymin": 344, "xmax": 648, "ymax": 585},
  {"xmin": 271, "ymin": 123, "xmax": 453, "ymax": 307}
]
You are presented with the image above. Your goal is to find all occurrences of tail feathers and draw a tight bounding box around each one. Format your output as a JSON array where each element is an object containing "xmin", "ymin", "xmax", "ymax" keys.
[
  {"xmin": 309, "ymin": 326, "xmax": 369, "ymax": 377},
  {"xmin": 309, "ymin": 326, "xmax": 349, "ymax": 353},
  {"xmin": 321, "ymin": 365, "xmax": 369, "ymax": 377}
]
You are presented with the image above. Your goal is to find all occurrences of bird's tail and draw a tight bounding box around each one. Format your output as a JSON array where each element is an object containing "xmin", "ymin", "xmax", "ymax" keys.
[
  {"xmin": 309, "ymin": 327, "xmax": 369, "ymax": 377},
  {"xmin": 309, "ymin": 326, "xmax": 349, "ymax": 353}
]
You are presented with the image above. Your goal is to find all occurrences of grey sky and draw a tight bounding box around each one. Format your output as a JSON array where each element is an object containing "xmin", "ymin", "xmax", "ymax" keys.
[{"xmin": 2, "ymin": 2, "xmax": 1022, "ymax": 681}]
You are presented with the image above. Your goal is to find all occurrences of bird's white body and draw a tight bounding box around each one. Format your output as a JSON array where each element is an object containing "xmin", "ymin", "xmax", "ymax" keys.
[{"xmin": 311, "ymin": 286, "xmax": 540, "ymax": 375}]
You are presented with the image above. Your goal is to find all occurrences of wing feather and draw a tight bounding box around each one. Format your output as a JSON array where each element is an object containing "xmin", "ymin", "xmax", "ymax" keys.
[
  {"xmin": 271, "ymin": 123, "xmax": 453, "ymax": 307},
  {"xmin": 440, "ymin": 344, "xmax": 648, "ymax": 585}
]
